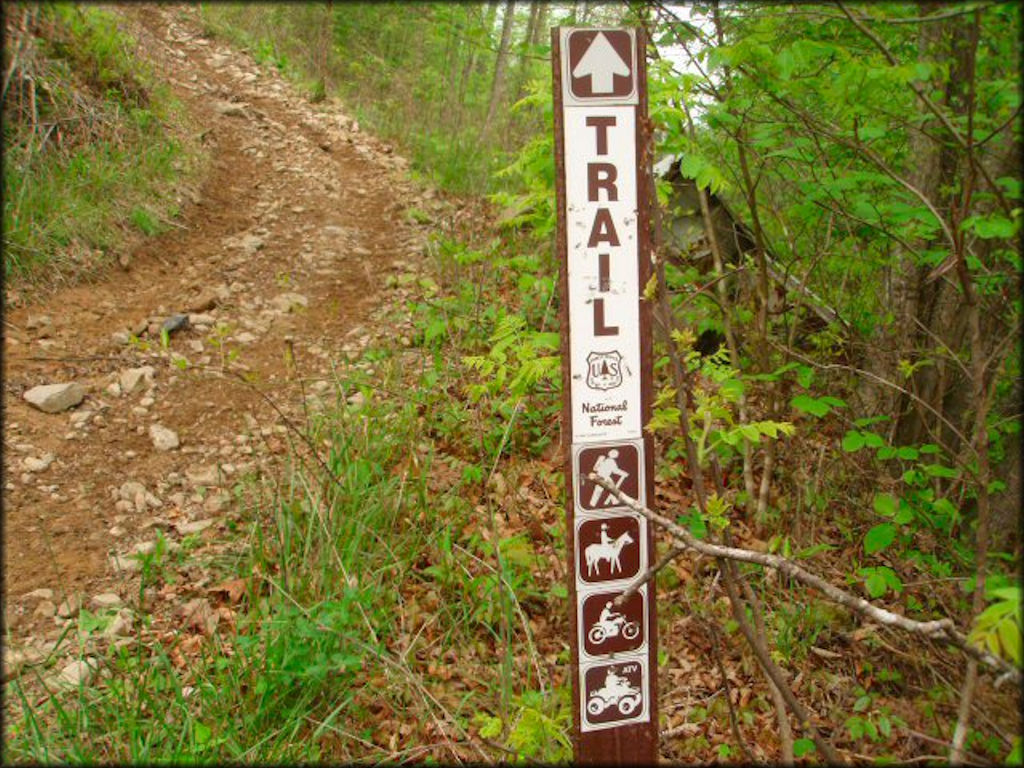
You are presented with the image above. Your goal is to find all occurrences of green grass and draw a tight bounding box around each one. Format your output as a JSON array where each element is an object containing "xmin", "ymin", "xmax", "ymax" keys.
[
  {"xmin": 4, "ymin": 125, "xmax": 182, "ymax": 277},
  {"xmin": 4, "ymin": 330, "xmax": 566, "ymax": 762},
  {"xmin": 2, "ymin": 4, "xmax": 195, "ymax": 283}
]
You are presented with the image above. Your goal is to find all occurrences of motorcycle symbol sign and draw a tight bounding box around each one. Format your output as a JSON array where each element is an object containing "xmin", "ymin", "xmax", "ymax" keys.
[
  {"xmin": 575, "ymin": 442, "xmax": 641, "ymax": 512},
  {"xmin": 576, "ymin": 515, "xmax": 642, "ymax": 584},
  {"xmin": 581, "ymin": 589, "xmax": 645, "ymax": 657},
  {"xmin": 582, "ymin": 660, "xmax": 647, "ymax": 729}
]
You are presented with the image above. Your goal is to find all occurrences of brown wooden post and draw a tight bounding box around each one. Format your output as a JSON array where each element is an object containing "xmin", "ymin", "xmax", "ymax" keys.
[{"xmin": 553, "ymin": 26, "xmax": 658, "ymax": 765}]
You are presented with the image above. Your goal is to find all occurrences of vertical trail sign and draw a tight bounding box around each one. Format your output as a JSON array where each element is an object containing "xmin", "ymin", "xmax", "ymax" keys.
[{"xmin": 552, "ymin": 27, "xmax": 657, "ymax": 763}]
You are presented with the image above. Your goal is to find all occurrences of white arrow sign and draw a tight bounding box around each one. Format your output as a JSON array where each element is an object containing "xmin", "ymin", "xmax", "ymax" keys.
[{"xmin": 572, "ymin": 32, "xmax": 630, "ymax": 94}]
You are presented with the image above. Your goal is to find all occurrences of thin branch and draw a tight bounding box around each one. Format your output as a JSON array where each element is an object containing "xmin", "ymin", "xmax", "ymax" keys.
[
  {"xmin": 850, "ymin": 4, "xmax": 998, "ymax": 24},
  {"xmin": 835, "ymin": 2, "xmax": 1012, "ymax": 216},
  {"xmin": 612, "ymin": 542, "xmax": 686, "ymax": 607},
  {"xmin": 587, "ymin": 473, "xmax": 1022, "ymax": 686},
  {"xmin": 703, "ymin": 616, "xmax": 759, "ymax": 763},
  {"xmin": 765, "ymin": 338, "xmax": 974, "ymax": 456}
]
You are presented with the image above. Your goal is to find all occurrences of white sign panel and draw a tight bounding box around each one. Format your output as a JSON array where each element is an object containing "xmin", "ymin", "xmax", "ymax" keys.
[{"xmin": 563, "ymin": 106, "xmax": 642, "ymax": 443}]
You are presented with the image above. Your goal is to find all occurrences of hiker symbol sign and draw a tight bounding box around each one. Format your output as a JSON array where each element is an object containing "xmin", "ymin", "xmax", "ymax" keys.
[{"xmin": 574, "ymin": 441, "xmax": 642, "ymax": 512}]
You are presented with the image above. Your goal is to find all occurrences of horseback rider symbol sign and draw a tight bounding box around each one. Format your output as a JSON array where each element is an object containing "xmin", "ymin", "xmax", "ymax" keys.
[{"xmin": 576, "ymin": 516, "xmax": 642, "ymax": 584}]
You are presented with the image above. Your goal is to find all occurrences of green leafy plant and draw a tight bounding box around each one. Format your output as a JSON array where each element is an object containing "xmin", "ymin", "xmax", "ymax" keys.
[{"xmin": 968, "ymin": 586, "xmax": 1022, "ymax": 667}]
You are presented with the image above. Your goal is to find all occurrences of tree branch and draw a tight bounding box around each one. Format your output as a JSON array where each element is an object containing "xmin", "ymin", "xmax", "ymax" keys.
[
  {"xmin": 587, "ymin": 473, "xmax": 1022, "ymax": 686},
  {"xmin": 835, "ymin": 2, "xmax": 1012, "ymax": 216}
]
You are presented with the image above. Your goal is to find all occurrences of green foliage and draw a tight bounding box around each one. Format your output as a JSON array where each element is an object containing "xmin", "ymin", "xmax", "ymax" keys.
[
  {"xmin": 473, "ymin": 688, "xmax": 572, "ymax": 763},
  {"xmin": 3, "ymin": 4, "xmax": 191, "ymax": 281},
  {"xmin": 968, "ymin": 586, "xmax": 1023, "ymax": 666},
  {"xmin": 863, "ymin": 523, "xmax": 897, "ymax": 555},
  {"xmin": 463, "ymin": 313, "xmax": 560, "ymax": 403},
  {"xmin": 793, "ymin": 738, "xmax": 816, "ymax": 757},
  {"xmin": 842, "ymin": 686, "xmax": 906, "ymax": 748},
  {"xmin": 790, "ymin": 394, "xmax": 846, "ymax": 419},
  {"xmin": 858, "ymin": 565, "xmax": 903, "ymax": 599}
]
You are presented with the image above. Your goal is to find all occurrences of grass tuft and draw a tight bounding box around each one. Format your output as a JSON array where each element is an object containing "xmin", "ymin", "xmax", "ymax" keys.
[{"xmin": 2, "ymin": 4, "xmax": 197, "ymax": 287}]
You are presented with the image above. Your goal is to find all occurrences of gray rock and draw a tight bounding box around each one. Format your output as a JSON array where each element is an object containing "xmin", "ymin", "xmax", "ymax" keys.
[
  {"xmin": 3, "ymin": 645, "xmax": 46, "ymax": 681},
  {"xmin": 176, "ymin": 519, "xmax": 214, "ymax": 536},
  {"xmin": 23, "ymin": 454, "xmax": 55, "ymax": 473},
  {"xmin": 119, "ymin": 366, "xmax": 155, "ymax": 395},
  {"xmin": 204, "ymin": 493, "xmax": 229, "ymax": 514},
  {"xmin": 215, "ymin": 100, "xmax": 248, "ymax": 116},
  {"xmin": 57, "ymin": 594, "xmax": 83, "ymax": 619},
  {"xmin": 187, "ymin": 291, "xmax": 219, "ymax": 313},
  {"xmin": 119, "ymin": 481, "xmax": 146, "ymax": 501},
  {"xmin": 23, "ymin": 588, "xmax": 54, "ymax": 602},
  {"xmin": 149, "ymin": 424, "xmax": 180, "ymax": 451},
  {"xmin": 70, "ymin": 410, "xmax": 94, "ymax": 427},
  {"xmin": 133, "ymin": 540, "xmax": 158, "ymax": 556},
  {"xmin": 92, "ymin": 593, "xmax": 122, "ymax": 609},
  {"xmin": 271, "ymin": 292, "xmax": 308, "ymax": 313},
  {"xmin": 186, "ymin": 466, "xmax": 220, "ymax": 487},
  {"xmin": 25, "ymin": 314, "xmax": 52, "ymax": 331},
  {"xmin": 109, "ymin": 554, "xmax": 141, "ymax": 573},
  {"xmin": 33, "ymin": 600, "xmax": 56, "ymax": 619},
  {"xmin": 161, "ymin": 314, "xmax": 190, "ymax": 335},
  {"xmin": 104, "ymin": 610, "xmax": 133, "ymax": 638},
  {"xmin": 239, "ymin": 233, "xmax": 264, "ymax": 253},
  {"xmin": 24, "ymin": 383, "xmax": 86, "ymax": 413},
  {"xmin": 57, "ymin": 658, "xmax": 97, "ymax": 688}
]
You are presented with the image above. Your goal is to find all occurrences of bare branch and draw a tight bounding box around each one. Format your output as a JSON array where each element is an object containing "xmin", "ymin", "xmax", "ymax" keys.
[{"xmin": 587, "ymin": 473, "xmax": 1022, "ymax": 686}]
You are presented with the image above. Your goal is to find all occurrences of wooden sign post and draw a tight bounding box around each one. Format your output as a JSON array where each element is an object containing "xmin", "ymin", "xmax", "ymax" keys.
[{"xmin": 552, "ymin": 26, "xmax": 657, "ymax": 764}]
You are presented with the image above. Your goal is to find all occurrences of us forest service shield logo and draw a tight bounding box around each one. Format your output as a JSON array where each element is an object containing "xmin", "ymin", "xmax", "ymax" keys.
[{"xmin": 586, "ymin": 350, "xmax": 623, "ymax": 391}]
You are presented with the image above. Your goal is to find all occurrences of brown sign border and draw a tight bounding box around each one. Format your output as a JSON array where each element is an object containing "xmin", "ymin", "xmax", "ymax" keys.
[{"xmin": 553, "ymin": 25, "xmax": 657, "ymax": 764}]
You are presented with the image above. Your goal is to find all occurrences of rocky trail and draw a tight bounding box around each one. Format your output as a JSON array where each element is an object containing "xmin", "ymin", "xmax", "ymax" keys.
[{"xmin": 3, "ymin": 5, "xmax": 444, "ymax": 681}]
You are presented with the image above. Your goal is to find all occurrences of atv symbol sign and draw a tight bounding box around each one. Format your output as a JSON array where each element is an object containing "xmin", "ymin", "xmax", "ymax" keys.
[{"xmin": 582, "ymin": 659, "xmax": 648, "ymax": 730}]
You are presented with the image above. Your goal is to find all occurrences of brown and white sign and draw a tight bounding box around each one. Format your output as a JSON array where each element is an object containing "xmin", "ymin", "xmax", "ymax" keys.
[
  {"xmin": 580, "ymin": 588, "xmax": 646, "ymax": 657},
  {"xmin": 563, "ymin": 30, "xmax": 638, "ymax": 105},
  {"xmin": 554, "ymin": 25, "xmax": 656, "ymax": 759},
  {"xmin": 581, "ymin": 658, "xmax": 649, "ymax": 730},
  {"xmin": 574, "ymin": 440, "xmax": 643, "ymax": 512},
  {"xmin": 575, "ymin": 515, "xmax": 643, "ymax": 585}
]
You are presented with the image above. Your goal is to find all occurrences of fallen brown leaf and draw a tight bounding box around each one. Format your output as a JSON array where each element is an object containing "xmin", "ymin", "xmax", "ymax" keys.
[{"xmin": 208, "ymin": 577, "xmax": 248, "ymax": 604}]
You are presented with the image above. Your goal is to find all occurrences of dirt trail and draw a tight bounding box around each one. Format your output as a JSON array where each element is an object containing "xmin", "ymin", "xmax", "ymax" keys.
[{"xmin": 3, "ymin": 5, "xmax": 436, "ymax": 645}]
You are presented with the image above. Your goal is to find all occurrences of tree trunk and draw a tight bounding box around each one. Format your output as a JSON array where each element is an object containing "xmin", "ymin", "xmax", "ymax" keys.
[
  {"xmin": 531, "ymin": 2, "xmax": 547, "ymax": 47},
  {"xmin": 481, "ymin": 0, "xmax": 516, "ymax": 143},
  {"xmin": 511, "ymin": 2, "xmax": 540, "ymax": 105}
]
